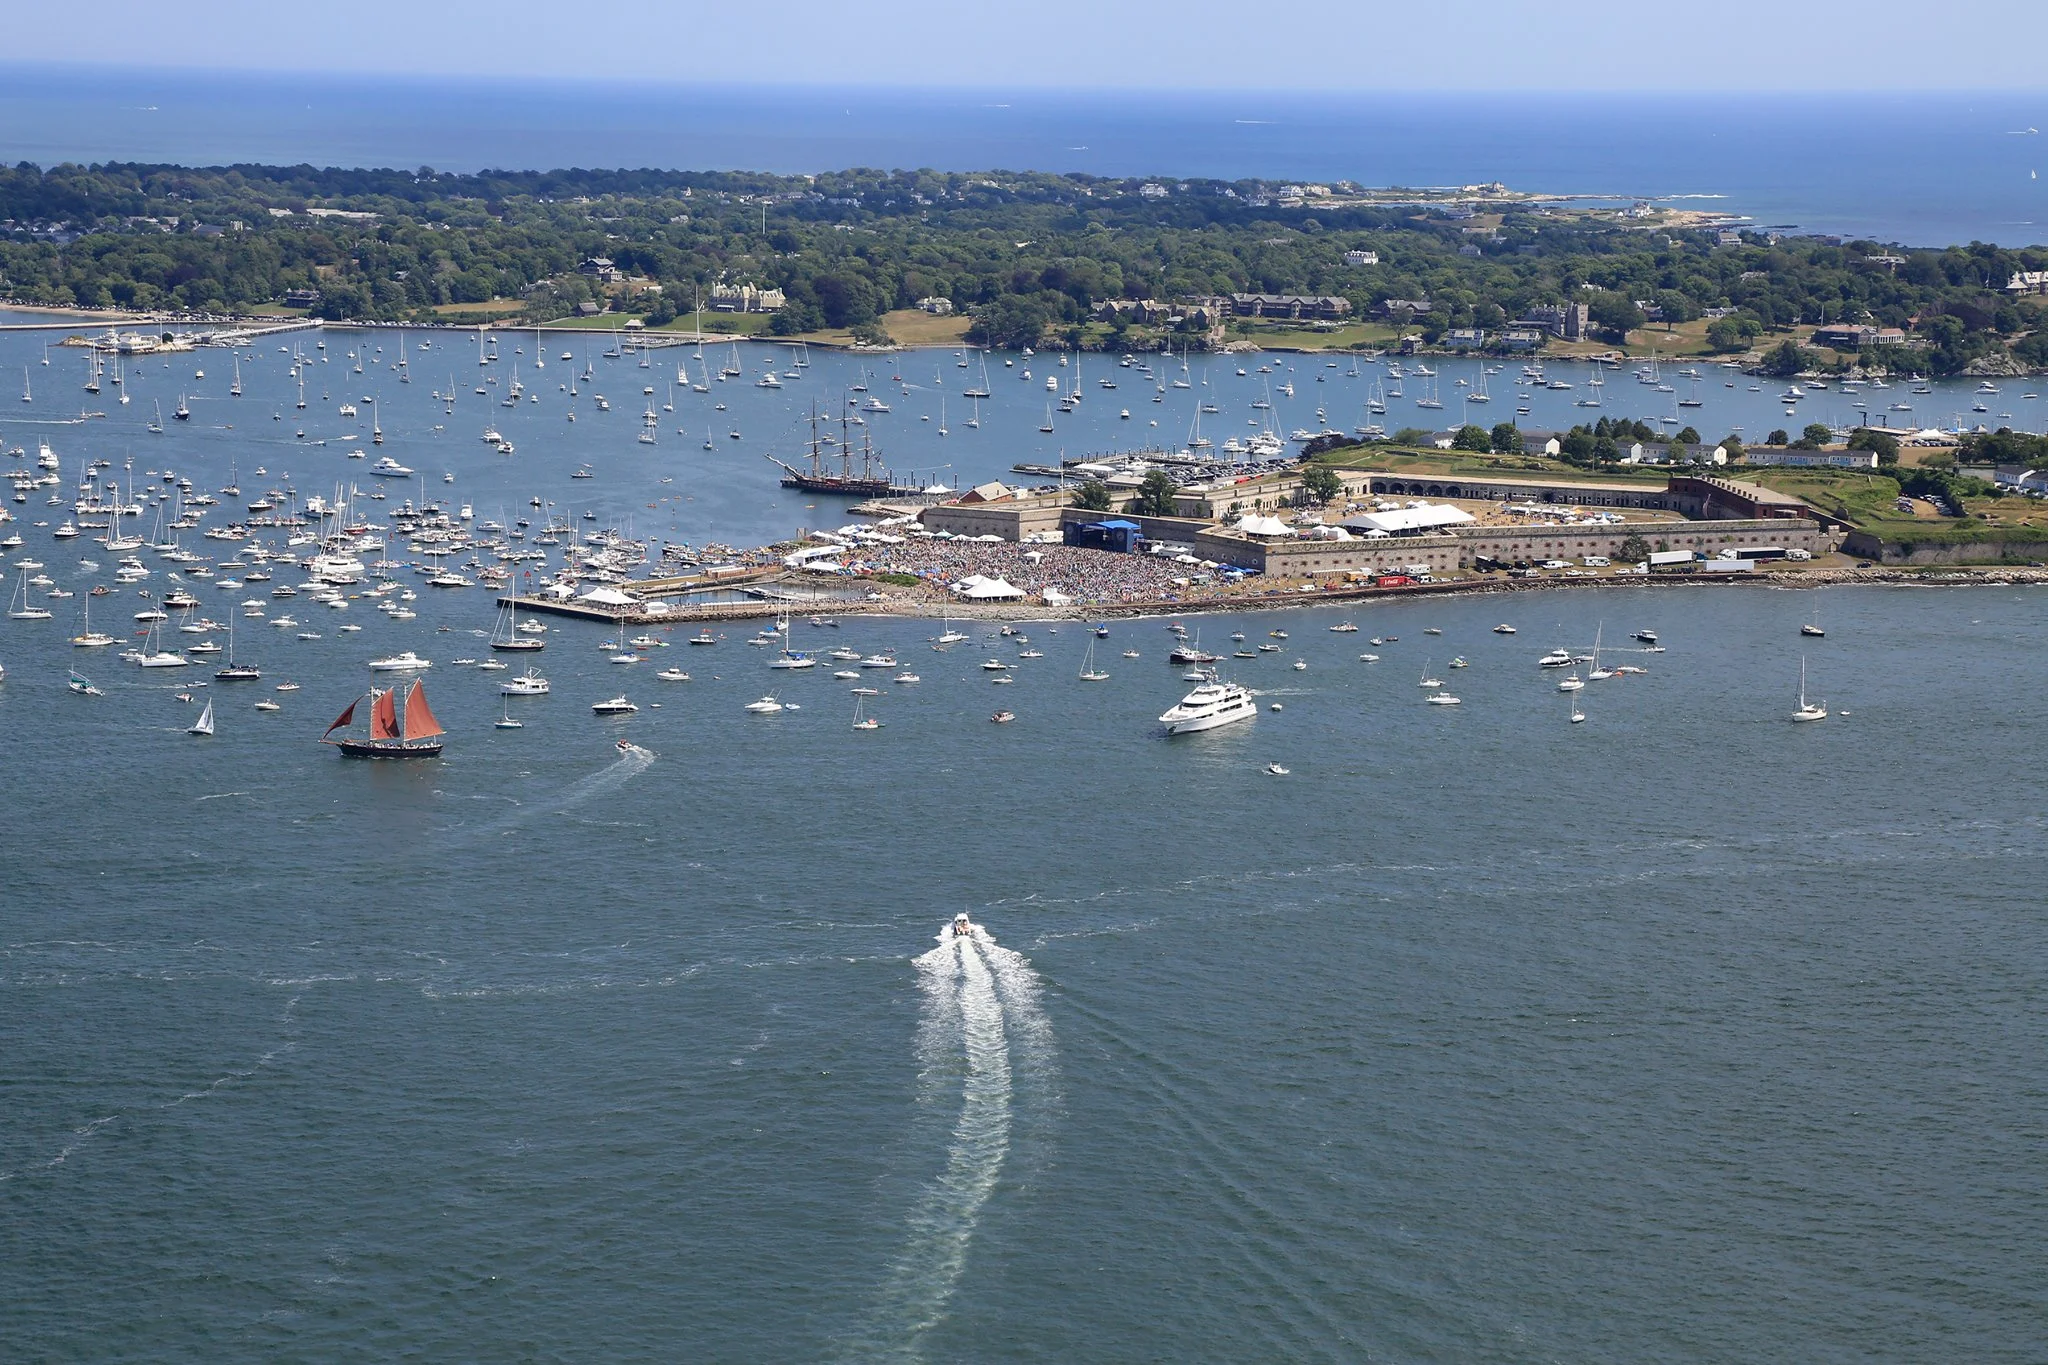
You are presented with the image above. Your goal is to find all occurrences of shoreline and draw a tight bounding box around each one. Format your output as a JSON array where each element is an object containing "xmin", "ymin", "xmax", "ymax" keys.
[{"xmin": 614, "ymin": 563, "xmax": 2048, "ymax": 627}]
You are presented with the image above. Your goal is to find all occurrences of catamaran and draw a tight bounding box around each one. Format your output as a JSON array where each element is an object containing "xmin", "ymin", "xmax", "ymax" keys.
[{"xmin": 322, "ymin": 677, "xmax": 445, "ymax": 757}]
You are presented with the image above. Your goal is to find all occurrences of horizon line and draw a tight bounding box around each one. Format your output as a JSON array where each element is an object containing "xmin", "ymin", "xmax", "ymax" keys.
[{"xmin": 0, "ymin": 57, "xmax": 2039, "ymax": 100}]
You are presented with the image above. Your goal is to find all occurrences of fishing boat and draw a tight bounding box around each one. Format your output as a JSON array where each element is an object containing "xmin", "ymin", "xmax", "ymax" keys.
[{"xmin": 321, "ymin": 677, "xmax": 445, "ymax": 757}]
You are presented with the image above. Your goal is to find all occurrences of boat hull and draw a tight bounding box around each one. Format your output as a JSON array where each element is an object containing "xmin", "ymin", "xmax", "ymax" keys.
[
  {"xmin": 1161, "ymin": 698, "xmax": 1258, "ymax": 735},
  {"xmin": 330, "ymin": 739, "xmax": 443, "ymax": 759}
]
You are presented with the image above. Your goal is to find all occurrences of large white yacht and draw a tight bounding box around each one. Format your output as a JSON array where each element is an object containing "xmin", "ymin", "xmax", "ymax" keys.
[{"xmin": 1158, "ymin": 674, "xmax": 1257, "ymax": 735}]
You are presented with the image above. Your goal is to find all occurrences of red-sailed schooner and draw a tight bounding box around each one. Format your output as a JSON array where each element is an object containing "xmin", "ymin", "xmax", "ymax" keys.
[{"xmin": 321, "ymin": 677, "xmax": 446, "ymax": 758}]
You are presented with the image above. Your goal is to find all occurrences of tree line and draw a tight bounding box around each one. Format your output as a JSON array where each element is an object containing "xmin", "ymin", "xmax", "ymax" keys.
[{"xmin": 2, "ymin": 161, "xmax": 2045, "ymax": 374}]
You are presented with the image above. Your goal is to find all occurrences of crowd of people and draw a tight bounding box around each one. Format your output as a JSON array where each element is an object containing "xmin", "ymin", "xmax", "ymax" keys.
[{"xmin": 849, "ymin": 539, "xmax": 1224, "ymax": 606}]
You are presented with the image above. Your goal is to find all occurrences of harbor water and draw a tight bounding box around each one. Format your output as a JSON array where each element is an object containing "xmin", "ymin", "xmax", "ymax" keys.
[{"xmin": 4, "ymin": 317, "xmax": 2048, "ymax": 1360}]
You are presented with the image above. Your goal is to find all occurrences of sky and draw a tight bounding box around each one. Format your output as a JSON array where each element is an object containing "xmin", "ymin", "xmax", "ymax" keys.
[{"xmin": 12, "ymin": 0, "xmax": 2048, "ymax": 91}]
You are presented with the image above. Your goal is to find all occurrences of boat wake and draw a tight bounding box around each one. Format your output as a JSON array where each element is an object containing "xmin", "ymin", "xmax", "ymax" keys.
[
  {"xmin": 485, "ymin": 751, "xmax": 653, "ymax": 836},
  {"xmin": 858, "ymin": 927, "xmax": 1053, "ymax": 1359}
]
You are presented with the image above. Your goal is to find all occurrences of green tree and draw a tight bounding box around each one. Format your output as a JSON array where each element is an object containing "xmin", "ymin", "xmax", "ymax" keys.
[
  {"xmin": 1766, "ymin": 428, "xmax": 1790, "ymax": 446},
  {"xmin": 1798, "ymin": 422, "xmax": 1834, "ymax": 449},
  {"xmin": 1720, "ymin": 433, "xmax": 1746, "ymax": 460},
  {"xmin": 1490, "ymin": 421, "xmax": 1522, "ymax": 454},
  {"xmin": 1301, "ymin": 465, "xmax": 1343, "ymax": 503},
  {"xmin": 1675, "ymin": 426, "xmax": 1701, "ymax": 445},
  {"xmin": 1135, "ymin": 469, "xmax": 1178, "ymax": 518},
  {"xmin": 1588, "ymin": 291, "xmax": 1644, "ymax": 341},
  {"xmin": 1760, "ymin": 340, "xmax": 1808, "ymax": 376},
  {"xmin": 1453, "ymin": 423, "xmax": 1492, "ymax": 452},
  {"xmin": 1070, "ymin": 479, "xmax": 1114, "ymax": 511},
  {"xmin": 1593, "ymin": 434, "xmax": 1619, "ymax": 464},
  {"xmin": 1847, "ymin": 428, "xmax": 1901, "ymax": 464},
  {"xmin": 1617, "ymin": 534, "xmax": 1651, "ymax": 564}
]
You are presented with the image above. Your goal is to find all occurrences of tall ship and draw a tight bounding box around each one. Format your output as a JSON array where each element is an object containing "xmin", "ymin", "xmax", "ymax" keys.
[
  {"xmin": 321, "ymin": 677, "xmax": 446, "ymax": 758},
  {"xmin": 765, "ymin": 405, "xmax": 923, "ymax": 498}
]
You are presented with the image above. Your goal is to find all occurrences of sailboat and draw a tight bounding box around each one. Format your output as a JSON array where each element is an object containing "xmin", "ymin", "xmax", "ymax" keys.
[
  {"xmin": 70, "ymin": 592, "xmax": 115, "ymax": 648},
  {"xmin": 491, "ymin": 596, "xmax": 545, "ymax": 652},
  {"xmin": 9, "ymin": 564, "xmax": 54, "ymax": 620},
  {"xmin": 1078, "ymin": 638, "xmax": 1110, "ymax": 682},
  {"xmin": 1800, "ymin": 601, "xmax": 1826, "ymax": 638},
  {"xmin": 188, "ymin": 699, "xmax": 215, "ymax": 736},
  {"xmin": 20, "ymin": 365, "xmax": 30, "ymax": 403},
  {"xmin": 321, "ymin": 676, "xmax": 446, "ymax": 757},
  {"xmin": 231, "ymin": 355, "xmax": 243, "ymax": 397},
  {"xmin": 67, "ymin": 670, "xmax": 103, "ymax": 696},
  {"xmin": 215, "ymin": 614, "xmax": 261, "ymax": 681},
  {"xmin": 1792, "ymin": 658, "xmax": 1827, "ymax": 722}
]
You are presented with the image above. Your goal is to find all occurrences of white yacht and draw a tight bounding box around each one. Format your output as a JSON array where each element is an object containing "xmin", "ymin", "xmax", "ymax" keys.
[
  {"xmin": 744, "ymin": 695, "xmax": 784, "ymax": 714},
  {"xmin": 369, "ymin": 455, "xmax": 415, "ymax": 477},
  {"xmin": 1537, "ymin": 648, "xmax": 1575, "ymax": 668},
  {"xmin": 590, "ymin": 696, "xmax": 638, "ymax": 715},
  {"xmin": 1158, "ymin": 674, "xmax": 1258, "ymax": 735},
  {"xmin": 367, "ymin": 651, "xmax": 432, "ymax": 671},
  {"xmin": 500, "ymin": 669, "xmax": 550, "ymax": 695}
]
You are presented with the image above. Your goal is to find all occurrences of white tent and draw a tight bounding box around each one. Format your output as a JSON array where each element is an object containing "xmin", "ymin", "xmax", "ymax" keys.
[
  {"xmin": 578, "ymin": 585, "xmax": 639, "ymax": 607},
  {"xmin": 1041, "ymin": 586, "xmax": 1073, "ymax": 605},
  {"xmin": 951, "ymin": 574, "xmax": 1025, "ymax": 600},
  {"xmin": 1236, "ymin": 514, "xmax": 1298, "ymax": 538}
]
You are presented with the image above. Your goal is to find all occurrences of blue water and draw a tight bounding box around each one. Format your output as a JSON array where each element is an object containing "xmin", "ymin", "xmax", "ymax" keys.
[
  {"xmin": 5, "ymin": 325, "xmax": 2048, "ymax": 1359},
  {"xmin": 3, "ymin": 65, "xmax": 2047, "ymax": 246}
]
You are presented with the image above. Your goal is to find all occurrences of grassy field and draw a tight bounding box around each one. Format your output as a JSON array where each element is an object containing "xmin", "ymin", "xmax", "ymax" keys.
[
  {"xmin": 430, "ymin": 300, "xmax": 526, "ymax": 319},
  {"xmin": 1231, "ymin": 321, "xmax": 1403, "ymax": 352},
  {"xmin": 870, "ymin": 309, "xmax": 971, "ymax": 347},
  {"xmin": 1745, "ymin": 466, "xmax": 2048, "ymax": 540},
  {"xmin": 1319, "ymin": 447, "xmax": 1670, "ymax": 483}
]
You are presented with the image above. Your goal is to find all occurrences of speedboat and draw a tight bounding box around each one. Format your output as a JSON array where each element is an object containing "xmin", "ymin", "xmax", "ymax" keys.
[
  {"xmin": 656, "ymin": 667, "xmax": 690, "ymax": 682},
  {"xmin": 1427, "ymin": 693, "xmax": 1462, "ymax": 705},
  {"xmin": 1537, "ymin": 649, "xmax": 1574, "ymax": 668},
  {"xmin": 1265, "ymin": 762, "xmax": 1290, "ymax": 776},
  {"xmin": 893, "ymin": 672, "xmax": 920, "ymax": 684},
  {"xmin": 1632, "ymin": 629, "xmax": 1658, "ymax": 643},
  {"xmin": 1493, "ymin": 624, "xmax": 1516, "ymax": 634},
  {"xmin": 1158, "ymin": 674, "xmax": 1257, "ymax": 735},
  {"xmin": 744, "ymin": 696, "xmax": 784, "ymax": 714},
  {"xmin": 616, "ymin": 739, "xmax": 656, "ymax": 758},
  {"xmin": 590, "ymin": 696, "xmax": 637, "ymax": 714},
  {"xmin": 990, "ymin": 710, "xmax": 1015, "ymax": 723}
]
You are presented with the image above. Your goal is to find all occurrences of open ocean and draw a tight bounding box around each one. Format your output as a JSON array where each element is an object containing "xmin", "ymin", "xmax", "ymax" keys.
[
  {"xmin": 4, "ymin": 126, "xmax": 2048, "ymax": 1360},
  {"xmin": 1, "ymin": 65, "xmax": 2047, "ymax": 246}
]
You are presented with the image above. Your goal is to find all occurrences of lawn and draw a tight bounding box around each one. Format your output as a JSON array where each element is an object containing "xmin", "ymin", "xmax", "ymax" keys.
[{"xmin": 1231, "ymin": 321, "xmax": 1402, "ymax": 352}]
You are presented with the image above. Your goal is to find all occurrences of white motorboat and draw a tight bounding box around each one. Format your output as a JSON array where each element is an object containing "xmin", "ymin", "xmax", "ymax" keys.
[
  {"xmin": 367, "ymin": 651, "xmax": 432, "ymax": 671},
  {"xmin": 1158, "ymin": 674, "xmax": 1257, "ymax": 735},
  {"xmin": 1537, "ymin": 648, "xmax": 1574, "ymax": 668},
  {"xmin": 744, "ymin": 696, "xmax": 784, "ymax": 714},
  {"xmin": 500, "ymin": 669, "xmax": 550, "ymax": 695},
  {"xmin": 590, "ymin": 696, "xmax": 638, "ymax": 715}
]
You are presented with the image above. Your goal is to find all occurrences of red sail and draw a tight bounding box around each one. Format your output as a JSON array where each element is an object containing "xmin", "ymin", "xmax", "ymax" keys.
[
  {"xmin": 402, "ymin": 678, "xmax": 445, "ymax": 740},
  {"xmin": 369, "ymin": 688, "xmax": 400, "ymax": 740},
  {"xmin": 322, "ymin": 699, "xmax": 359, "ymax": 739}
]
